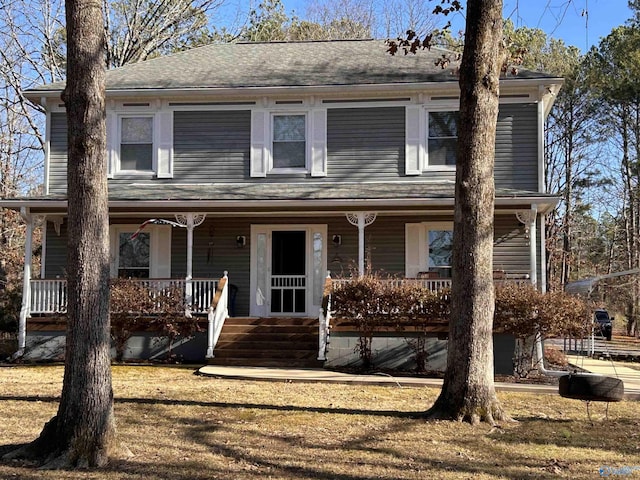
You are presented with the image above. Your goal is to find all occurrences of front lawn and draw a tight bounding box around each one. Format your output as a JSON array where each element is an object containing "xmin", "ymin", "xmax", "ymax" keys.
[{"xmin": 1, "ymin": 365, "xmax": 638, "ymax": 479}]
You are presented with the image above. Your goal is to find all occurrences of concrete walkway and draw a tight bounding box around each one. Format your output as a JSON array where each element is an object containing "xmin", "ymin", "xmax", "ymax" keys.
[
  {"xmin": 566, "ymin": 355, "xmax": 640, "ymax": 395},
  {"xmin": 199, "ymin": 356, "xmax": 640, "ymax": 400}
]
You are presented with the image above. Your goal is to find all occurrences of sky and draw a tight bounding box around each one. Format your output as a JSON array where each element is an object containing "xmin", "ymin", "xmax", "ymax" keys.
[
  {"xmin": 498, "ymin": 0, "xmax": 633, "ymax": 52},
  {"xmin": 259, "ymin": 0, "xmax": 634, "ymax": 52}
]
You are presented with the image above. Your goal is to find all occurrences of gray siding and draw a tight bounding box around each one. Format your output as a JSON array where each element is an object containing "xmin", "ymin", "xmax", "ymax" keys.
[
  {"xmin": 495, "ymin": 103, "xmax": 538, "ymax": 190},
  {"xmin": 107, "ymin": 110, "xmax": 252, "ymax": 188},
  {"xmin": 327, "ymin": 107, "xmax": 405, "ymax": 180},
  {"xmin": 493, "ymin": 216, "xmax": 531, "ymax": 277},
  {"xmin": 44, "ymin": 220, "xmax": 68, "ymax": 277},
  {"xmin": 49, "ymin": 112, "xmax": 68, "ymax": 195},
  {"xmin": 174, "ymin": 110, "xmax": 250, "ymax": 182},
  {"xmin": 364, "ymin": 215, "xmax": 530, "ymax": 278},
  {"xmin": 41, "ymin": 214, "xmax": 533, "ymax": 316},
  {"xmin": 46, "ymin": 103, "xmax": 539, "ymax": 193}
]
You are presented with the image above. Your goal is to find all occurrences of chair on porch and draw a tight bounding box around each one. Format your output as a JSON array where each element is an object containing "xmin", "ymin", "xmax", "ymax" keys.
[
  {"xmin": 417, "ymin": 271, "xmax": 440, "ymax": 279},
  {"xmin": 228, "ymin": 284, "xmax": 238, "ymax": 317}
]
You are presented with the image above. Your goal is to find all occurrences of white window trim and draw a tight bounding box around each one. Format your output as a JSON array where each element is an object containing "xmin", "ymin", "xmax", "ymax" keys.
[
  {"xmin": 424, "ymin": 108, "xmax": 458, "ymax": 172},
  {"xmin": 106, "ymin": 108, "xmax": 173, "ymax": 179},
  {"xmin": 269, "ymin": 112, "xmax": 309, "ymax": 174},
  {"xmin": 115, "ymin": 114, "xmax": 157, "ymax": 175},
  {"xmin": 405, "ymin": 221, "xmax": 453, "ymax": 278},
  {"xmin": 249, "ymin": 224, "xmax": 327, "ymax": 317},
  {"xmin": 251, "ymin": 107, "xmax": 326, "ymax": 178},
  {"xmin": 109, "ymin": 224, "xmax": 172, "ymax": 279}
]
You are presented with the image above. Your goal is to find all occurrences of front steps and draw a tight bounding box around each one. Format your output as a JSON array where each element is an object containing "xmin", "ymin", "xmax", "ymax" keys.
[{"xmin": 206, "ymin": 317, "xmax": 325, "ymax": 368}]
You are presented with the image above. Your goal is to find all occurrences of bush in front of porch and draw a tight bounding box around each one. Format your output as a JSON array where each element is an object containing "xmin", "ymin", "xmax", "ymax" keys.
[
  {"xmin": 332, "ymin": 276, "xmax": 450, "ymax": 372},
  {"xmin": 331, "ymin": 276, "xmax": 591, "ymax": 376},
  {"xmin": 110, "ymin": 278, "xmax": 201, "ymax": 362}
]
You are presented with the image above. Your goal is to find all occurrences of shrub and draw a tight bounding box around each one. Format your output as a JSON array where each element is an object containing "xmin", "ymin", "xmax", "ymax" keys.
[
  {"xmin": 110, "ymin": 279, "xmax": 201, "ymax": 362},
  {"xmin": 332, "ymin": 276, "xmax": 450, "ymax": 371},
  {"xmin": 331, "ymin": 276, "xmax": 591, "ymax": 374}
]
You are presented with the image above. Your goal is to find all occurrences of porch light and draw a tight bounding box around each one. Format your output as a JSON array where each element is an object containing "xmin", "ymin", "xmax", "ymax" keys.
[{"xmin": 236, "ymin": 235, "xmax": 246, "ymax": 248}]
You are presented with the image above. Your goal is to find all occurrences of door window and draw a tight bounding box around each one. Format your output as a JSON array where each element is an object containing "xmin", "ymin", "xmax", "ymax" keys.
[{"xmin": 271, "ymin": 231, "xmax": 306, "ymax": 314}]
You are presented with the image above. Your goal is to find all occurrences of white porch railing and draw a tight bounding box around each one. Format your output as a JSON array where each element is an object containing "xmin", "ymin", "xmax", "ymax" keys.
[
  {"xmin": 318, "ymin": 273, "xmax": 333, "ymax": 361},
  {"xmin": 30, "ymin": 279, "xmax": 68, "ymax": 314},
  {"xmin": 206, "ymin": 271, "xmax": 229, "ymax": 358},
  {"xmin": 29, "ymin": 277, "xmax": 217, "ymax": 315},
  {"xmin": 271, "ymin": 274, "xmax": 306, "ymax": 313},
  {"xmin": 332, "ymin": 277, "xmax": 453, "ymax": 292}
]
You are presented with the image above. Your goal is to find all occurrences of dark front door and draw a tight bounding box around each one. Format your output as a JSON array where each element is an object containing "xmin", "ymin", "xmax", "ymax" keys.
[{"xmin": 270, "ymin": 230, "xmax": 306, "ymax": 314}]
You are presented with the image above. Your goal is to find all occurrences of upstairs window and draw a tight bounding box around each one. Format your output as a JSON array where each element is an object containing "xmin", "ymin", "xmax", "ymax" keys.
[
  {"xmin": 272, "ymin": 114, "xmax": 306, "ymax": 170},
  {"xmin": 120, "ymin": 116, "xmax": 153, "ymax": 172},
  {"xmin": 427, "ymin": 111, "xmax": 458, "ymax": 167}
]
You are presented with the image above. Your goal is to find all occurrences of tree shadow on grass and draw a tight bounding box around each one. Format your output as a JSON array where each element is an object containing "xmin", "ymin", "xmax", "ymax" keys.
[
  {"xmin": 179, "ymin": 415, "xmax": 576, "ymax": 480},
  {"xmin": 489, "ymin": 414, "xmax": 640, "ymax": 455},
  {"xmin": 0, "ymin": 394, "xmax": 425, "ymax": 418}
]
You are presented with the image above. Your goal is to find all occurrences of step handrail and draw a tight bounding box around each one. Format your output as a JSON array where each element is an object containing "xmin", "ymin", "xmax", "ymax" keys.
[
  {"xmin": 318, "ymin": 272, "xmax": 333, "ymax": 361},
  {"xmin": 206, "ymin": 271, "xmax": 229, "ymax": 359}
]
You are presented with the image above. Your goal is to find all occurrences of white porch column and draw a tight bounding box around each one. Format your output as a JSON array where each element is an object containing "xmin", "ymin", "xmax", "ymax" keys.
[
  {"xmin": 530, "ymin": 205, "xmax": 538, "ymax": 287},
  {"xmin": 346, "ymin": 212, "xmax": 377, "ymax": 276},
  {"xmin": 175, "ymin": 213, "xmax": 206, "ymax": 315},
  {"xmin": 15, "ymin": 208, "xmax": 33, "ymax": 358},
  {"xmin": 516, "ymin": 206, "xmax": 538, "ymax": 287}
]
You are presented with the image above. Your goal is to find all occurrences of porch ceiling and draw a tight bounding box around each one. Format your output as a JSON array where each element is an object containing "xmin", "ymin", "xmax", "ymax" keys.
[{"xmin": 0, "ymin": 182, "xmax": 560, "ymax": 215}]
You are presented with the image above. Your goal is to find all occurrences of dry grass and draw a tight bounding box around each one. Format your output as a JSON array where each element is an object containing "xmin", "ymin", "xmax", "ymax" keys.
[{"xmin": 1, "ymin": 365, "xmax": 639, "ymax": 479}]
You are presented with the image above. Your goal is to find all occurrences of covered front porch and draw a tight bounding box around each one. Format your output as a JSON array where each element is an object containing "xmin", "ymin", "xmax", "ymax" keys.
[{"xmin": 8, "ymin": 188, "xmax": 551, "ymax": 362}]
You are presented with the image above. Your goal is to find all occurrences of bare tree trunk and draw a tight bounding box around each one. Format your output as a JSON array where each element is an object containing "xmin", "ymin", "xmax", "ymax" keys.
[
  {"xmin": 426, "ymin": 0, "xmax": 508, "ymax": 425},
  {"xmin": 3, "ymin": 0, "xmax": 116, "ymax": 468}
]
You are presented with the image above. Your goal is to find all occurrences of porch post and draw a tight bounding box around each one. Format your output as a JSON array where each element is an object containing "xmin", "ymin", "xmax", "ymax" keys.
[
  {"xmin": 15, "ymin": 207, "xmax": 33, "ymax": 358},
  {"xmin": 174, "ymin": 213, "xmax": 206, "ymax": 316},
  {"xmin": 186, "ymin": 213, "xmax": 194, "ymax": 312},
  {"xmin": 516, "ymin": 207, "xmax": 538, "ymax": 288},
  {"xmin": 346, "ymin": 212, "xmax": 377, "ymax": 276},
  {"xmin": 529, "ymin": 205, "xmax": 538, "ymax": 287}
]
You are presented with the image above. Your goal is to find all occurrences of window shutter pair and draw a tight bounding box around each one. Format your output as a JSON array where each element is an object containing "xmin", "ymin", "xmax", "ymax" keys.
[
  {"xmin": 250, "ymin": 109, "xmax": 327, "ymax": 177},
  {"xmin": 105, "ymin": 110, "xmax": 173, "ymax": 178}
]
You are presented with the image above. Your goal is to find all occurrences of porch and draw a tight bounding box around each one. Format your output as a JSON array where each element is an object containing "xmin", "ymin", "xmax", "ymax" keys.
[
  {"xmin": 27, "ymin": 275, "xmax": 460, "ymax": 317},
  {"xmin": 29, "ymin": 277, "xmax": 220, "ymax": 316},
  {"xmin": 12, "ymin": 207, "xmax": 544, "ymax": 363}
]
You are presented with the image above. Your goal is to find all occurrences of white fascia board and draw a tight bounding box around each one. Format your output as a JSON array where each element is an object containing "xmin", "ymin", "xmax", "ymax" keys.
[
  {"xmin": 26, "ymin": 77, "xmax": 562, "ymax": 107},
  {"xmin": 0, "ymin": 194, "xmax": 559, "ymax": 214}
]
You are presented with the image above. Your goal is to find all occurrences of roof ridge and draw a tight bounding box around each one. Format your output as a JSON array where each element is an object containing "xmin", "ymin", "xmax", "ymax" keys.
[{"xmin": 236, "ymin": 38, "xmax": 377, "ymax": 45}]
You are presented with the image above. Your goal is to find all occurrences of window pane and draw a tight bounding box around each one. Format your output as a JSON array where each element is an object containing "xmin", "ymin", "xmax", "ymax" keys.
[
  {"xmin": 429, "ymin": 112, "xmax": 458, "ymax": 137},
  {"xmin": 273, "ymin": 142, "xmax": 306, "ymax": 168},
  {"xmin": 119, "ymin": 232, "xmax": 150, "ymax": 270},
  {"xmin": 274, "ymin": 115, "xmax": 305, "ymax": 141},
  {"xmin": 122, "ymin": 117, "xmax": 152, "ymax": 143},
  {"xmin": 120, "ymin": 144, "xmax": 153, "ymax": 170},
  {"xmin": 428, "ymin": 138, "xmax": 457, "ymax": 166},
  {"xmin": 428, "ymin": 230, "xmax": 453, "ymax": 277},
  {"xmin": 428, "ymin": 111, "xmax": 458, "ymax": 167}
]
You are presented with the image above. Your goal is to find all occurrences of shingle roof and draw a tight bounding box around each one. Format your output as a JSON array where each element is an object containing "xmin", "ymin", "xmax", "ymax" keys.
[
  {"xmin": 29, "ymin": 39, "xmax": 558, "ymax": 93},
  {"xmin": 1, "ymin": 182, "xmax": 560, "ymax": 213}
]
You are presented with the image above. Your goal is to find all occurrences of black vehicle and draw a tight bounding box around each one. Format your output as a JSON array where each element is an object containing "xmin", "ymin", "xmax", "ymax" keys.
[{"xmin": 594, "ymin": 309, "xmax": 613, "ymax": 341}]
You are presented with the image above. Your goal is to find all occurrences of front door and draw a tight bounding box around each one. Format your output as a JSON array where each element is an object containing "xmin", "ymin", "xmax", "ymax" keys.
[
  {"xmin": 271, "ymin": 231, "xmax": 306, "ymax": 314},
  {"xmin": 250, "ymin": 225, "xmax": 327, "ymax": 317}
]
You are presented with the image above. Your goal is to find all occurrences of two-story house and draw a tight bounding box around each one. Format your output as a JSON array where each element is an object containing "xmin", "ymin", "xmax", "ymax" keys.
[{"xmin": 2, "ymin": 40, "xmax": 562, "ymax": 366}]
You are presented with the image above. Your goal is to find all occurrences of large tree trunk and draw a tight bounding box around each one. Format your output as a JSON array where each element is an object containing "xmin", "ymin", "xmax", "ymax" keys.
[
  {"xmin": 3, "ymin": 0, "xmax": 116, "ymax": 468},
  {"xmin": 426, "ymin": 0, "xmax": 508, "ymax": 425}
]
